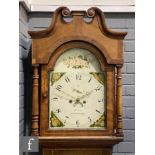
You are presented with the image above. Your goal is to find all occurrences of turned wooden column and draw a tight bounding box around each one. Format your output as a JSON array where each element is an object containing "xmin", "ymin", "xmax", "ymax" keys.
[
  {"xmin": 116, "ymin": 65, "xmax": 123, "ymax": 136},
  {"xmin": 31, "ymin": 64, "xmax": 39, "ymax": 136}
]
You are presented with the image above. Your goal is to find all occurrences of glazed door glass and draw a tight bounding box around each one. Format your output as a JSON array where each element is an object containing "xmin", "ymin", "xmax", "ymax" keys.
[{"xmin": 49, "ymin": 48, "xmax": 106, "ymax": 129}]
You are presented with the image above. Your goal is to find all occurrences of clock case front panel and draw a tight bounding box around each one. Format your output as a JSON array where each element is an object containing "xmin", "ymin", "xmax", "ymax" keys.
[{"xmin": 40, "ymin": 42, "xmax": 115, "ymax": 137}]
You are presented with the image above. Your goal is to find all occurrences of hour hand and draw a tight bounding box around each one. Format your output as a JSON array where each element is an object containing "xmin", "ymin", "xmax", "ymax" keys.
[
  {"xmin": 54, "ymin": 94, "xmax": 76, "ymax": 104},
  {"xmin": 53, "ymin": 94, "xmax": 69, "ymax": 101},
  {"xmin": 72, "ymin": 88, "xmax": 83, "ymax": 94},
  {"xmin": 61, "ymin": 91, "xmax": 76, "ymax": 100}
]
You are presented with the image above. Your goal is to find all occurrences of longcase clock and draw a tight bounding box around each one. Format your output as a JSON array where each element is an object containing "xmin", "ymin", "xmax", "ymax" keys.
[{"xmin": 28, "ymin": 7, "xmax": 127, "ymax": 155}]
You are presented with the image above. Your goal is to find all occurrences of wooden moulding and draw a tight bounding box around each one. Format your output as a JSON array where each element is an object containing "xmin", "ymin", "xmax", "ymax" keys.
[
  {"xmin": 39, "ymin": 136, "xmax": 123, "ymax": 148},
  {"xmin": 28, "ymin": 7, "xmax": 127, "ymax": 39},
  {"xmin": 31, "ymin": 64, "xmax": 39, "ymax": 136},
  {"xmin": 28, "ymin": 7, "xmax": 127, "ymax": 66}
]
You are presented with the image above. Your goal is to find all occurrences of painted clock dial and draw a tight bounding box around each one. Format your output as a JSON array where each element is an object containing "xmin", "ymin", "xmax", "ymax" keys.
[{"xmin": 49, "ymin": 48, "xmax": 106, "ymax": 129}]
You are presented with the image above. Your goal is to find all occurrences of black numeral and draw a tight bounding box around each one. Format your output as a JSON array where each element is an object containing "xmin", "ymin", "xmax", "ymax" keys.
[
  {"xmin": 98, "ymin": 98, "xmax": 103, "ymax": 103},
  {"xmin": 64, "ymin": 116, "xmax": 69, "ymax": 124},
  {"xmin": 56, "ymin": 109, "xmax": 61, "ymax": 113},
  {"xmin": 56, "ymin": 85, "xmax": 62, "ymax": 91},
  {"xmin": 76, "ymin": 74, "xmax": 82, "ymax": 80},
  {"xmin": 95, "ymin": 86, "xmax": 102, "ymax": 92},
  {"xmin": 96, "ymin": 109, "xmax": 101, "ymax": 113},
  {"xmin": 88, "ymin": 77, "xmax": 92, "ymax": 83},
  {"xmin": 52, "ymin": 97, "xmax": 58, "ymax": 101},
  {"xmin": 76, "ymin": 120, "xmax": 80, "ymax": 127},
  {"xmin": 65, "ymin": 76, "xmax": 70, "ymax": 83}
]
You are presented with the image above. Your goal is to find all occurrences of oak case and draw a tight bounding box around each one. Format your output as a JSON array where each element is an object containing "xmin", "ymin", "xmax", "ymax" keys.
[{"xmin": 28, "ymin": 6, "xmax": 127, "ymax": 153}]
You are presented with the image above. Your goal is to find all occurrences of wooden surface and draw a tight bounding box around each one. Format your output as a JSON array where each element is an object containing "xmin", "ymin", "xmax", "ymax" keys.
[
  {"xmin": 29, "ymin": 6, "xmax": 127, "ymax": 149},
  {"xmin": 40, "ymin": 42, "xmax": 115, "ymax": 138},
  {"xmin": 43, "ymin": 148, "xmax": 112, "ymax": 155},
  {"xmin": 28, "ymin": 7, "xmax": 127, "ymax": 65},
  {"xmin": 31, "ymin": 65, "xmax": 39, "ymax": 136},
  {"xmin": 39, "ymin": 136, "xmax": 123, "ymax": 148}
]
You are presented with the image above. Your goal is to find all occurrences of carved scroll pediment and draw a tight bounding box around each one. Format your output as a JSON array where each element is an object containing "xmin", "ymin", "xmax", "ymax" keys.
[{"xmin": 28, "ymin": 7, "xmax": 127, "ymax": 65}]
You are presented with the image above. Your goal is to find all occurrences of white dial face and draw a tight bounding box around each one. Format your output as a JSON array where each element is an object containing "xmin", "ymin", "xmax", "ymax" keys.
[{"xmin": 49, "ymin": 48, "xmax": 105, "ymax": 129}]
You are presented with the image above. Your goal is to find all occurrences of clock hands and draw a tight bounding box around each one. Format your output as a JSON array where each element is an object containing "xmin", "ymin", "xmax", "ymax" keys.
[
  {"xmin": 54, "ymin": 90, "xmax": 81, "ymax": 106},
  {"xmin": 78, "ymin": 89, "xmax": 94, "ymax": 100},
  {"xmin": 54, "ymin": 86, "xmax": 102, "ymax": 107},
  {"xmin": 54, "ymin": 94, "xmax": 71, "ymax": 101},
  {"xmin": 60, "ymin": 90, "xmax": 76, "ymax": 100},
  {"xmin": 72, "ymin": 88, "xmax": 83, "ymax": 94},
  {"xmin": 54, "ymin": 93, "xmax": 78, "ymax": 106},
  {"xmin": 73, "ymin": 98, "xmax": 84, "ymax": 107},
  {"xmin": 72, "ymin": 86, "xmax": 102, "ymax": 107},
  {"xmin": 72, "ymin": 89, "xmax": 94, "ymax": 107},
  {"xmin": 55, "ymin": 86, "xmax": 87, "ymax": 107},
  {"xmin": 54, "ymin": 93, "xmax": 84, "ymax": 107}
]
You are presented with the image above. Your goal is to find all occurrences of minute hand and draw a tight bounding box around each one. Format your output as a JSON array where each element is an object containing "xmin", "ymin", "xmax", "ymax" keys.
[{"xmin": 78, "ymin": 89, "xmax": 94, "ymax": 100}]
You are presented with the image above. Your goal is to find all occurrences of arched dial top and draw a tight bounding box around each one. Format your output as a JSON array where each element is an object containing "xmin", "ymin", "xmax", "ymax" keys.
[
  {"xmin": 49, "ymin": 48, "xmax": 106, "ymax": 129},
  {"xmin": 53, "ymin": 48, "xmax": 102, "ymax": 72}
]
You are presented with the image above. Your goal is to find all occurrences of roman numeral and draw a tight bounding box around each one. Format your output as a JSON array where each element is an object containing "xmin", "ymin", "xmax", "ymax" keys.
[
  {"xmin": 65, "ymin": 76, "xmax": 70, "ymax": 83},
  {"xmin": 56, "ymin": 85, "xmax": 62, "ymax": 91},
  {"xmin": 76, "ymin": 74, "xmax": 82, "ymax": 80},
  {"xmin": 96, "ymin": 109, "xmax": 101, "ymax": 113},
  {"xmin": 64, "ymin": 116, "xmax": 69, "ymax": 124}
]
